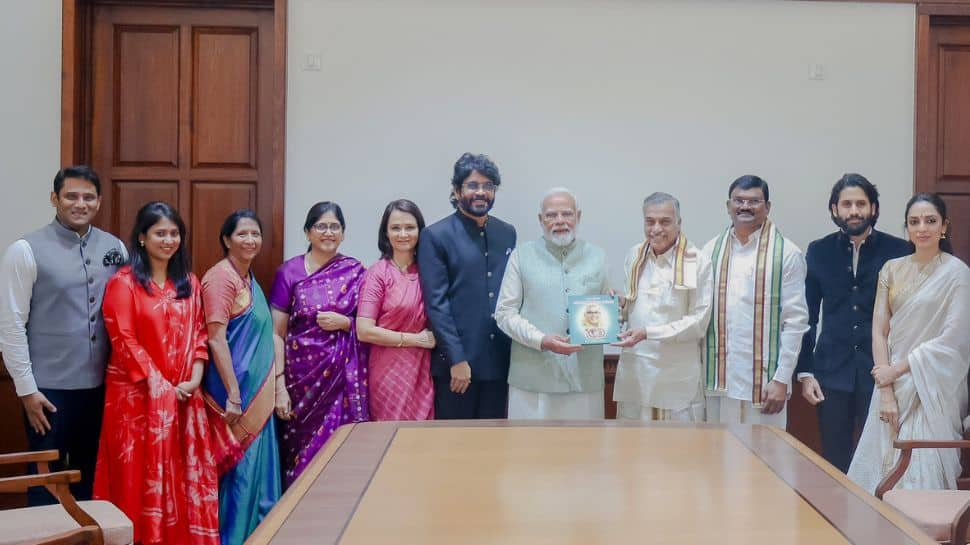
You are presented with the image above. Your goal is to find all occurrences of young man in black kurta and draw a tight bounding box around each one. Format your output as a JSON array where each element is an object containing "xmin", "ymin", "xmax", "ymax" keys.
[{"xmin": 796, "ymin": 174, "xmax": 911, "ymax": 472}]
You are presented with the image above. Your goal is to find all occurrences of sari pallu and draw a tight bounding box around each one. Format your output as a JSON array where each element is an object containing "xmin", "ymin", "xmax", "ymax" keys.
[
  {"xmin": 203, "ymin": 276, "xmax": 281, "ymax": 545},
  {"xmin": 277, "ymin": 255, "xmax": 369, "ymax": 485},
  {"xmin": 848, "ymin": 254, "xmax": 970, "ymax": 493}
]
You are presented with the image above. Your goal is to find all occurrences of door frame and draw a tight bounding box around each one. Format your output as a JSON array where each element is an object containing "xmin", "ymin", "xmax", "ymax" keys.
[
  {"xmin": 60, "ymin": 0, "xmax": 287, "ymax": 262},
  {"xmin": 915, "ymin": 2, "xmax": 970, "ymax": 193}
]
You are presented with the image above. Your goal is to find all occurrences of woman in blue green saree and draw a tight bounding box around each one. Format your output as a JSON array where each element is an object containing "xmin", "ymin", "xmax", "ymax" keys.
[{"xmin": 202, "ymin": 209, "xmax": 292, "ymax": 545}]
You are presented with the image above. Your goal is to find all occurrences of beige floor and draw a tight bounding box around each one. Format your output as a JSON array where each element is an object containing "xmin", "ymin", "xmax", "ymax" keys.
[{"xmin": 339, "ymin": 427, "xmax": 852, "ymax": 545}]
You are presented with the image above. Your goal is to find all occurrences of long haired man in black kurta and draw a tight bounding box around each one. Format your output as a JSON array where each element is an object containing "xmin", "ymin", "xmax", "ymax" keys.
[{"xmin": 418, "ymin": 153, "xmax": 517, "ymax": 418}]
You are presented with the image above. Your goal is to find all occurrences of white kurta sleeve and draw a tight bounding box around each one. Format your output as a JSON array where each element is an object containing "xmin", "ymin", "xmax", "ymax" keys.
[
  {"xmin": 0, "ymin": 240, "xmax": 38, "ymax": 396},
  {"xmin": 771, "ymin": 247, "xmax": 810, "ymax": 386},
  {"xmin": 494, "ymin": 250, "xmax": 544, "ymax": 351}
]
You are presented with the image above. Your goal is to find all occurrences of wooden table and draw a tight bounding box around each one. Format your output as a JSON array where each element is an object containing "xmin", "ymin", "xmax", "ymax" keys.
[{"xmin": 246, "ymin": 421, "xmax": 935, "ymax": 545}]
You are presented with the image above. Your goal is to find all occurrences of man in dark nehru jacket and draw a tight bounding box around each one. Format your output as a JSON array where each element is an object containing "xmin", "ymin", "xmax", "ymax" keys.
[
  {"xmin": 796, "ymin": 173, "xmax": 911, "ymax": 473},
  {"xmin": 418, "ymin": 152, "xmax": 517, "ymax": 419},
  {"xmin": 0, "ymin": 165, "xmax": 126, "ymax": 504}
]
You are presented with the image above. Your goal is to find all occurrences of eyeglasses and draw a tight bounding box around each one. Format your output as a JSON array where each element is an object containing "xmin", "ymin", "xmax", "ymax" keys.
[
  {"xmin": 731, "ymin": 198, "xmax": 765, "ymax": 208},
  {"xmin": 311, "ymin": 222, "xmax": 343, "ymax": 234},
  {"xmin": 542, "ymin": 210, "xmax": 576, "ymax": 221},
  {"xmin": 463, "ymin": 181, "xmax": 497, "ymax": 193}
]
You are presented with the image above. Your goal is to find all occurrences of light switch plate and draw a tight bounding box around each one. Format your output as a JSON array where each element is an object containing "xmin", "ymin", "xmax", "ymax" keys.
[{"xmin": 304, "ymin": 51, "xmax": 322, "ymax": 71}]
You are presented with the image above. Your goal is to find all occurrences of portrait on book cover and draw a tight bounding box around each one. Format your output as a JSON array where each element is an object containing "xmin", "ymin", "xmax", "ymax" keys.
[{"xmin": 579, "ymin": 302, "xmax": 608, "ymax": 341}]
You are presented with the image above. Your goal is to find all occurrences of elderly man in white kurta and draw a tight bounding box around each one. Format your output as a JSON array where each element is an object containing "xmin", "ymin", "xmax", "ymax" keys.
[
  {"xmin": 495, "ymin": 188, "xmax": 610, "ymax": 419},
  {"xmin": 612, "ymin": 193, "xmax": 713, "ymax": 421},
  {"xmin": 702, "ymin": 175, "xmax": 809, "ymax": 428}
]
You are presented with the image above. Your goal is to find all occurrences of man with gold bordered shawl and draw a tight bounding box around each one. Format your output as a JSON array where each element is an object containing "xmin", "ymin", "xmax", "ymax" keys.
[{"xmin": 613, "ymin": 192, "xmax": 712, "ymax": 422}]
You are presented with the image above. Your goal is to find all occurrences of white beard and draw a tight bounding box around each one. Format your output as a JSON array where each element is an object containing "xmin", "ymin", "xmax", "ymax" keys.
[{"xmin": 545, "ymin": 229, "xmax": 575, "ymax": 247}]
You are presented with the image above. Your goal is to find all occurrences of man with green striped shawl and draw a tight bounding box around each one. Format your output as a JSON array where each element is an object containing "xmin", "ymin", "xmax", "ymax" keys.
[{"xmin": 702, "ymin": 175, "xmax": 809, "ymax": 428}]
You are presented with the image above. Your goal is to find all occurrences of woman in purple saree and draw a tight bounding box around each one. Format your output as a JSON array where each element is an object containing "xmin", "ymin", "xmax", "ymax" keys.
[{"xmin": 270, "ymin": 202, "xmax": 368, "ymax": 485}]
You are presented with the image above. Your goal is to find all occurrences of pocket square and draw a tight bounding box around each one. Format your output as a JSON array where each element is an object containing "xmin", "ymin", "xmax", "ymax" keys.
[{"xmin": 102, "ymin": 247, "xmax": 125, "ymax": 267}]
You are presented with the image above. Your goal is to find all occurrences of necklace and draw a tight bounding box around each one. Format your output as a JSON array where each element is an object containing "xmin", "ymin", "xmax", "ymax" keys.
[
  {"xmin": 391, "ymin": 258, "xmax": 412, "ymax": 273},
  {"xmin": 227, "ymin": 256, "xmax": 251, "ymax": 287},
  {"xmin": 304, "ymin": 252, "xmax": 316, "ymax": 275},
  {"xmin": 896, "ymin": 253, "xmax": 943, "ymax": 302},
  {"xmin": 914, "ymin": 254, "xmax": 942, "ymax": 283}
]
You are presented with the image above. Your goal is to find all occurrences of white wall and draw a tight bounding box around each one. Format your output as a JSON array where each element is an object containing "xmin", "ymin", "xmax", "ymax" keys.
[
  {"xmin": 0, "ymin": 1, "xmax": 918, "ymax": 278},
  {"xmin": 0, "ymin": 1, "xmax": 62, "ymax": 248},
  {"xmin": 286, "ymin": 0, "xmax": 916, "ymax": 289}
]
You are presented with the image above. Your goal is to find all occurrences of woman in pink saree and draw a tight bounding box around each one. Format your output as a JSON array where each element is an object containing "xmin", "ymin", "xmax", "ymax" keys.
[
  {"xmin": 269, "ymin": 202, "xmax": 368, "ymax": 485},
  {"xmin": 357, "ymin": 199, "xmax": 435, "ymax": 420}
]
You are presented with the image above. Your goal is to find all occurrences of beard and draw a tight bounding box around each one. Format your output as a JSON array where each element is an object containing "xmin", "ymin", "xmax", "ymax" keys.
[
  {"xmin": 835, "ymin": 214, "xmax": 873, "ymax": 237},
  {"xmin": 458, "ymin": 194, "xmax": 494, "ymax": 217},
  {"xmin": 544, "ymin": 228, "xmax": 575, "ymax": 248}
]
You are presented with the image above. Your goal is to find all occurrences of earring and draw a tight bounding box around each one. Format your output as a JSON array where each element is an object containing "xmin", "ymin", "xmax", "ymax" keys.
[
  {"xmin": 139, "ymin": 240, "xmax": 145, "ymax": 247},
  {"xmin": 941, "ymin": 233, "xmax": 947, "ymax": 239}
]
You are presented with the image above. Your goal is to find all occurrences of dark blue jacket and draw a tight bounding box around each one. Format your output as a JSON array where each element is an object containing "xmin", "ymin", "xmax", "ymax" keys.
[
  {"xmin": 796, "ymin": 230, "xmax": 911, "ymax": 392},
  {"xmin": 418, "ymin": 211, "xmax": 517, "ymax": 381}
]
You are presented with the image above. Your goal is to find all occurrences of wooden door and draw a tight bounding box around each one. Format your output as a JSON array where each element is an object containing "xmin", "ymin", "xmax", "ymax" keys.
[
  {"xmin": 916, "ymin": 12, "xmax": 970, "ymax": 263},
  {"xmin": 89, "ymin": 3, "xmax": 281, "ymax": 287}
]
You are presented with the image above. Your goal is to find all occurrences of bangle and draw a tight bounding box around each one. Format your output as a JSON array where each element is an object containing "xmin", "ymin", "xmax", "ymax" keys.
[
  {"xmin": 227, "ymin": 398, "xmax": 242, "ymax": 405},
  {"xmin": 275, "ymin": 371, "xmax": 285, "ymax": 378},
  {"xmin": 397, "ymin": 332, "xmax": 405, "ymax": 348}
]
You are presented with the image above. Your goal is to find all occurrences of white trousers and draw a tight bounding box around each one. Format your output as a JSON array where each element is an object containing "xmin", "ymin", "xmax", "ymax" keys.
[
  {"xmin": 705, "ymin": 396, "xmax": 787, "ymax": 428},
  {"xmin": 507, "ymin": 385, "xmax": 604, "ymax": 420}
]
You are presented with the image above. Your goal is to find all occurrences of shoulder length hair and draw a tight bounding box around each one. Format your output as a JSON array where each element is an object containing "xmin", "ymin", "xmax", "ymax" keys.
[
  {"xmin": 377, "ymin": 199, "xmax": 426, "ymax": 259},
  {"xmin": 129, "ymin": 201, "xmax": 193, "ymax": 299}
]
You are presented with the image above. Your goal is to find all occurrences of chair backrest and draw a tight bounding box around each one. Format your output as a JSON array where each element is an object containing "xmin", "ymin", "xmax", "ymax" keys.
[{"xmin": 0, "ymin": 452, "xmax": 106, "ymax": 545}]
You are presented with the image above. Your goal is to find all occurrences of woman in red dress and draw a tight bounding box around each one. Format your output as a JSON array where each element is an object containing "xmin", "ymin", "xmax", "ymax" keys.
[{"xmin": 94, "ymin": 202, "xmax": 234, "ymax": 545}]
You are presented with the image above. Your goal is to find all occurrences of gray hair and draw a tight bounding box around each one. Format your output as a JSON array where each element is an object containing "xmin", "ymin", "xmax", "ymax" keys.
[
  {"xmin": 642, "ymin": 192, "xmax": 681, "ymax": 218},
  {"xmin": 540, "ymin": 186, "xmax": 580, "ymax": 212}
]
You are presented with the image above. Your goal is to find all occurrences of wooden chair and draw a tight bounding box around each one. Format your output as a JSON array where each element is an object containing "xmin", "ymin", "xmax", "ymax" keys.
[
  {"xmin": 876, "ymin": 440, "xmax": 970, "ymax": 545},
  {"xmin": 0, "ymin": 450, "xmax": 132, "ymax": 545}
]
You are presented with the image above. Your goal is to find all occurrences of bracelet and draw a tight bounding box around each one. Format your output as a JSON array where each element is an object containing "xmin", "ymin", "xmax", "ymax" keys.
[
  {"xmin": 397, "ymin": 332, "xmax": 405, "ymax": 348},
  {"xmin": 227, "ymin": 398, "xmax": 242, "ymax": 406},
  {"xmin": 275, "ymin": 371, "xmax": 285, "ymax": 378}
]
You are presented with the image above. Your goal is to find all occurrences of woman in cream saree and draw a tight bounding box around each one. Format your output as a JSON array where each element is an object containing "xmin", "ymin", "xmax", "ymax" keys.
[{"xmin": 848, "ymin": 194, "xmax": 970, "ymax": 493}]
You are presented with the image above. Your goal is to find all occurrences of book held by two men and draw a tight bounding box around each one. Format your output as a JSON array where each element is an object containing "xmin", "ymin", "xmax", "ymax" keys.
[{"xmin": 567, "ymin": 294, "xmax": 620, "ymax": 345}]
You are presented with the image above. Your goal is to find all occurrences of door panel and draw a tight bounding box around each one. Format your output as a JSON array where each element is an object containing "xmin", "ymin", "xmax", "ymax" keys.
[
  {"xmin": 192, "ymin": 28, "xmax": 257, "ymax": 168},
  {"xmin": 114, "ymin": 25, "xmax": 180, "ymax": 167},
  {"xmin": 940, "ymin": 45, "xmax": 970, "ymax": 179},
  {"xmin": 191, "ymin": 181, "xmax": 258, "ymax": 274},
  {"xmin": 91, "ymin": 4, "xmax": 278, "ymax": 287},
  {"xmin": 112, "ymin": 180, "xmax": 180, "ymax": 242}
]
